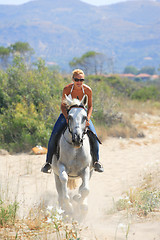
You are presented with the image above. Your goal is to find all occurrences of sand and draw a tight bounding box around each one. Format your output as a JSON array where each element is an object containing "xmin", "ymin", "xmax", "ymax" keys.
[{"xmin": 0, "ymin": 113, "xmax": 160, "ymax": 239}]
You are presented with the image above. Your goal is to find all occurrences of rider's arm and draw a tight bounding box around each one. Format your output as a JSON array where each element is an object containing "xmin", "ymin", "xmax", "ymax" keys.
[
  {"xmin": 61, "ymin": 87, "xmax": 69, "ymax": 121},
  {"xmin": 86, "ymin": 88, "xmax": 93, "ymax": 123}
]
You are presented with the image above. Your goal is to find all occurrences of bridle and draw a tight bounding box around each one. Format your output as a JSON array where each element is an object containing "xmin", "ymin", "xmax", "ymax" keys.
[
  {"xmin": 64, "ymin": 105, "xmax": 87, "ymax": 145},
  {"xmin": 67, "ymin": 104, "xmax": 86, "ymax": 113}
]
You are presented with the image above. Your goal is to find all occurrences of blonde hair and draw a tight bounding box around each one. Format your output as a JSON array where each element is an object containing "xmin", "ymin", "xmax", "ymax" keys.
[{"xmin": 72, "ymin": 69, "xmax": 84, "ymax": 78}]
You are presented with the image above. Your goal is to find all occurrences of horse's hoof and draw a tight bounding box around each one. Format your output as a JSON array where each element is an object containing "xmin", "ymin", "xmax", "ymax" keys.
[
  {"xmin": 80, "ymin": 203, "xmax": 88, "ymax": 212},
  {"xmin": 73, "ymin": 194, "xmax": 81, "ymax": 202},
  {"xmin": 65, "ymin": 204, "xmax": 73, "ymax": 216}
]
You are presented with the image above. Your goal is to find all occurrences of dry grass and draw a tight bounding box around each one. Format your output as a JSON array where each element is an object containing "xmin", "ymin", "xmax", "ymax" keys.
[
  {"xmin": 0, "ymin": 204, "xmax": 83, "ymax": 239},
  {"xmin": 110, "ymin": 165, "xmax": 160, "ymax": 218},
  {"xmin": 118, "ymin": 98, "xmax": 160, "ymax": 116},
  {"xmin": 96, "ymin": 98, "xmax": 160, "ymax": 140}
]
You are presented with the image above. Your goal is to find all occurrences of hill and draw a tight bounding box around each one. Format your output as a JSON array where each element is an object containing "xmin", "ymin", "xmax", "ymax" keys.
[{"xmin": 0, "ymin": 0, "xmax": 160, "ymax": 71}]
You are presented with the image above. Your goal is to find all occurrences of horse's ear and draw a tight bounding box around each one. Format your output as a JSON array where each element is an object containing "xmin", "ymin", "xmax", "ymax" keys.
[
  {"xmin": 81, "ymin": 94, "xmax": 88, "ymax": 107},
  {"xmin": 65, "ymin": 94, "xmax": 72, "ymax": 106}
]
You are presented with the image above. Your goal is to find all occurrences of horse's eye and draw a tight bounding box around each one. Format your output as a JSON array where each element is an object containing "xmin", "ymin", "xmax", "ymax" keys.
[
  {"xmin": 82, "ymin": 116, "xmax": 87, "ymax": 123},
  {"xmin": 68, "ymin": 115, "xmax": 73, "ymax": 122}
]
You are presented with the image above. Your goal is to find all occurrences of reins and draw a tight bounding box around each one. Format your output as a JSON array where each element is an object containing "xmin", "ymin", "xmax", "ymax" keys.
[{"xmin": 63, "ymin": 129, "xmax": 73, "ymax": 145}]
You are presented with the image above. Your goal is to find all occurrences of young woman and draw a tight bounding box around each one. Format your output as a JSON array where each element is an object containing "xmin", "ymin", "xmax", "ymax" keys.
[{"xmin": 41, "ymin": 69, "xmax": 104, "ymax": 173}]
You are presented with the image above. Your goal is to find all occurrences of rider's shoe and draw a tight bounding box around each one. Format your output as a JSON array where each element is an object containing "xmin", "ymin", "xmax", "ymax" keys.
[
  {"xmin": 41, "ymin": 163, "xmax": 52, "ymax": 173},
  {"xmin": 94, "ymin": 162, "xmax": 104, "ymax": 172}
]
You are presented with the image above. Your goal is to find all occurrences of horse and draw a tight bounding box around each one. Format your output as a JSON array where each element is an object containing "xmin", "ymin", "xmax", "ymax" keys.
[{"xmin": 51, "ymin": 94, "xmax": 93, "ymax": 219}]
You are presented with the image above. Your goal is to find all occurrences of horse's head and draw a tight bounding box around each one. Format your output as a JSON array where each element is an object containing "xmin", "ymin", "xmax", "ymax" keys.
[{"xmin": 65, "ymin": 94, "xmax": 88, "ymax": 148}]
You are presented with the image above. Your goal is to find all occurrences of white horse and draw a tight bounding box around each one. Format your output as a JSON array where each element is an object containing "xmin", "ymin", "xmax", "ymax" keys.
[{"xmin": 51, "ymin": 94, "xmax": 93, "ymax": 218}]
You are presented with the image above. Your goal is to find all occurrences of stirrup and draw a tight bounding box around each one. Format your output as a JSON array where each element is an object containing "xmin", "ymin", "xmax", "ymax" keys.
[{"xmin": 94, "ymin": 161, "xmax": 104, "ymax": 173}]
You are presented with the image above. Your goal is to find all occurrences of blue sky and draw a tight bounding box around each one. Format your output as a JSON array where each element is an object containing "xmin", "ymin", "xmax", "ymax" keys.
[{"xmin": 0, "ymin": 0, "xmax": 127, "ymax": 6}]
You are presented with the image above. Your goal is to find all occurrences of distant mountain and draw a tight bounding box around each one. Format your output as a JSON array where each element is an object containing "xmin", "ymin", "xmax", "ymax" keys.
[{"xmin": 0, "ymin": 0, "xmax": 160, "ymax": 72}]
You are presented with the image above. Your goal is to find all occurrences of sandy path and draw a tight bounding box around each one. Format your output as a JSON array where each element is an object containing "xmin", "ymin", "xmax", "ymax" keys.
[
  {"xmin": 0, "ymin": 113, "xmax": 160, "ymax": 239},
  {"xmin": 87, "ymin": 137, "xmax": 160, "ymax": 240}
]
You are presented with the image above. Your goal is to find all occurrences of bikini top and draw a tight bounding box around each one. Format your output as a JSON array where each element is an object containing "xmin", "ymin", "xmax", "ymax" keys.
[{"xmin": 67, "ymin": 84, "xmax": 85, "ymax": 100}]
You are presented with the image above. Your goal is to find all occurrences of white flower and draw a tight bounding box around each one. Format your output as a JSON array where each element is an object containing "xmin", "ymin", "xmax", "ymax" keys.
[
  {"xmin": 47, "ymin": 205, "xmax": 54, "ymax": 212},
  {"xmin": 55, "ymin": 214, "xmax": 63, "ymax": 221},
  {"xmin": 46, "ymin": 217, "xmax": 52, "ymax": 223},
  {"xmin": 118, "ymin": 223, "xmax": 126, "ymax": 230},
  {"xmin": 119, "ymin": 196, "xmax": 123, "ymax": 200},
  {"xmin": 56, "ymin": 207, "xmax": 65, "ymax": 215}
]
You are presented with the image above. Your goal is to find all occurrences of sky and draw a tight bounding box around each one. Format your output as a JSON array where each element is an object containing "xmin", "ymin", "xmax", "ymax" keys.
[{"xmin": 0, "ymin": 0, "xmax": 127, "ymax": 6}]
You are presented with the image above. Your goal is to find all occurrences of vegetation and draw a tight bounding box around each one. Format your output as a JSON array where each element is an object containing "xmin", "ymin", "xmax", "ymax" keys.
[
  {"xmin": 124, "ymin": 65, "xmax": 156, "ymax": 75},
  {"xmin": 111, "ymin": 168, "xmax": 160, "ymax": 217},
  {"xmin": 69, "ymin": 51, "xmax": 108, "ymax": 75},
  {"xmin": 0, "ymin": 56, "xmax": 69, "ymax": 152},
  {"xmin": 0, "ymin": 41, "xmax": 34, "ymax": 69},
  {"xmin": 0, "ymin": 200, "xmax": 82, "ymax": 239},
  {"xmin": 0, "ymin": 53, "xmax": 160, "ymax": 152},
  {"xmin": 123, "ymin": 66, "xmax": 139, "ymax": 75},
  {"xmin": 0, "ymin": 198, "xmax": 18, "ymax": 227}
]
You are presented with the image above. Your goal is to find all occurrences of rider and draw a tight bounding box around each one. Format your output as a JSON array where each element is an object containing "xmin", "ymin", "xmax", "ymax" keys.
[{"xmin": 41, "ymin": 69, "xmax": 104, "ymax": 173}]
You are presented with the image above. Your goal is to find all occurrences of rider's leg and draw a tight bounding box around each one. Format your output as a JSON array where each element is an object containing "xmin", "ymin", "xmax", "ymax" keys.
[
  {"xmin": 88, "ymin": 120, "xmax": 104, "ymax": 172},
  {"xmin": 41, "ymin": 113, "xmax": 67, "ymax": 173}
]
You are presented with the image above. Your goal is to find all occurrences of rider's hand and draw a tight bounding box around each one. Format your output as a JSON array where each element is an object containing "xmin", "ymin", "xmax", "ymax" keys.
[{"xmin": 86, "ymin": 119, "xmax": 90, "ymax": 127}]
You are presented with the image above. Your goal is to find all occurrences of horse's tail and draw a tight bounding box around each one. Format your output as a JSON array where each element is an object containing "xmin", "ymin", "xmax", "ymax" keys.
[{"xmin": 67, "ymin": 178, "xmax": 79, "ymax": 190}]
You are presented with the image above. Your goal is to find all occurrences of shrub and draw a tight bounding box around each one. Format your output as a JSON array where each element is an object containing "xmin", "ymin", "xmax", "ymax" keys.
[
  {"xmin": 131, "ymin": 86, "xmax": 160, "ymax": 101},
  {"xmin": 0, "ymin": 199, "xmax": 18, "ymax": 227},
  {"xmin": 113, "ymin": 187, "xmax": 160, "ymax": 217},
  {"xmin": 0, "ymin": 57, "xmax": 69, "ymax": 152}
]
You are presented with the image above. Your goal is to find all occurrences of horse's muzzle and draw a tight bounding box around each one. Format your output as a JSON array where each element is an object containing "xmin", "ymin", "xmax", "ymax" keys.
[{"xmin": 72, "ymin": 133, "xmax": 83, "ymax": 147}]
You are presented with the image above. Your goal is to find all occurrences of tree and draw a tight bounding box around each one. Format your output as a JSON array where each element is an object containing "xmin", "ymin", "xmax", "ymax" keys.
[
  {"xmin": 123, "ymin": 66, "xmax": 139, "ymax": 75},
  {"xmin": 139, "ymin": 66, "xmax": 156, "ymax": 75},
  {"xmin": 69, "ymin": 51, "xmax": 108, "ymax": 75},
  {"xmin": 0, "ymin": 46, "xmax": 11, "ymax": 69},
  {"xmin": 9, "ymin": 41, "xmax": 34, "ymax": 64}
]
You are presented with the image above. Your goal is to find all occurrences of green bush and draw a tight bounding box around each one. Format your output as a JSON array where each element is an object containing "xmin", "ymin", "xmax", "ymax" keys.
[
  {"xmin": 0, "ymin": 57, "xmax": 69, "ymax": 152},
  {"xmin": 104, "ymin": 75, "xmax": 138, "ymax": 97},
  {"xmin": 131, "ymin": 86, "xmax": 160, "ymax": 101},
  {"xmin": 114, "ymin": 189, "xmax": 160, "ymax": 216},
  {"xmin": 0, "ymin": 199, "xmax": 18, "ymax": 227}
]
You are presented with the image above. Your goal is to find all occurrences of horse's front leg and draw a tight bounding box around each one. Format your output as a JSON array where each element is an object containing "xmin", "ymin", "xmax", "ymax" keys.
[
  {"xmin": 58, "ymin": 162, "xmax": 73, "ymax": 214},
  {"xmin": 79, "ymin": 166, "xmax": 90, "ymax": 199},
  {"xmin": 78, "ymin": 167, "xmax": 90, "ymax": 219},
  {"xmin": 74, "ymin": 166, "xmax": 90, "ymax": 213}
]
